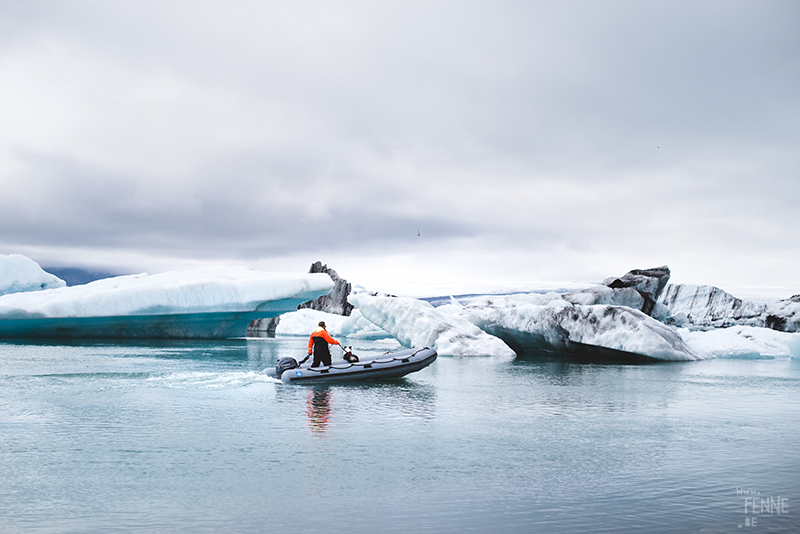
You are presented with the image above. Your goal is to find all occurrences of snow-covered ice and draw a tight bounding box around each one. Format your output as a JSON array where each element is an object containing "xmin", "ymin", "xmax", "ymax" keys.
[
  {"xmin": 679, "ymin": 325, "xmax": 800, "ymax": 359},
  {"xmin": 257, "ymin": 308, "xmax": 393, "ymax": 340},
  {"xmin": 346, "ymin": 288, "xmax": 700, "ymax": 361},
  {"xmin": 658, "ymin": 283, "xmax": 800, "ymax": 333},
  {"xmin": 0, "ymin": 254, "xmax": 66, "ymax": 296},
  {"xmin": 658, "ymin": 284, "xmax": 768, "ymax": 328},
  {"xmin": 450, "ymin": 285, "xmax": 669, "ymax": 320},
  {"xmin": 764, "ymin": 297, "xmax": 800, "ymax": 333},
  {"xmin": 0, "ymin": 264, "xmax": 333, "ymax": 339},
  {"xmin": 348, "ymin": 292, "xmax": 516, "ymax": 358},
  {"xmin": 3, "ymin": 255, "xmax": 796, "ymax": 360},
  {"xmin": 345, "ymin": 275, "xmax": 699, "ymax": 361},
  {"xmin": 462, "ymin": 295, "xmax": 703, "ymax": 361}
]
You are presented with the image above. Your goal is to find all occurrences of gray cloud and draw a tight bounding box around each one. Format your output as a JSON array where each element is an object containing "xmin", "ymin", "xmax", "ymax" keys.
[{"xmin": 1, "ymin": 1, "xmax": 798, "ymax": 295}]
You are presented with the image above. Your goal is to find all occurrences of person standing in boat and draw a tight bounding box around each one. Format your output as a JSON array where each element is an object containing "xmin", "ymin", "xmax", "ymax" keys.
[{"xmin": 301, "ymin": 321, "xmax": 340, "ymax": 368}]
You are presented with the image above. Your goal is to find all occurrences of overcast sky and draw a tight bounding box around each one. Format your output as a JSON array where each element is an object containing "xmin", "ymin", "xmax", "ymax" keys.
[{"xmin": 1, "ymin": 1, "xmax": 798, "ymax": 296}]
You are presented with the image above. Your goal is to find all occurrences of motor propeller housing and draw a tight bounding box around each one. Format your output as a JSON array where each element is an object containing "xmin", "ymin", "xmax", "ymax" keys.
[{"xmin": 275, "ymin": 357, "xmax": 299, "ymax": 376}]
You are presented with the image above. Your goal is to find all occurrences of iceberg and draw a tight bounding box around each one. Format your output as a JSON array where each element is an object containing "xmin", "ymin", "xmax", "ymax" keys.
[
  {"xmin": 601, "ymin": 265, "xmax": 672, "ymax": 316},
  {"xmin": 348, "ymin": 292, "xmax": 516, "ymax": 358},
  {"xmin": 446, "ymin": 266, "xmax": 673, "ymax": 321},
  {"xmin": 343, "ymin": 265, "xmax": 695, "ymax": 361},
  {"xmin": 0, "ymin": 254, "xmax": 66, "ymax": 296},
  {"xmin": 679, "ymin": 325, "xmax": 800, "ymax": 360},
  {"xmin": 461, "ymin": 295, "xmax": 703, "ymax": 361},
  {"xmin": 250, "ymin": 308, "xmax": 393, "ymax": 340},
  {"xmin": 0, "ymin": 266, "xmax": 334, "ymax": 339},
  {"xmin": 553, "ymin": 285, "xmax": 670, "ymax": 321},
  {"xmin": 296, "ymin": 262, "xmax": 354, "ymax": 316},
  {"xmin": 658, "ymin": 284, "xmax": 800, "ymax": 333},
  {"xmin": 658, "ymin": 284, "xmax": 768, "ymax": 329},
  {"xmin": 765, "ymin": 296, "xmax": 800, "ymax": 332}
]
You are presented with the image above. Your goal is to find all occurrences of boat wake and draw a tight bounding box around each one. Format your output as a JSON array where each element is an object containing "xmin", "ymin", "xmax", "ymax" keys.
[{"xmin": 147, "ymin": 370, "xmax": 279, "ymax": 389}]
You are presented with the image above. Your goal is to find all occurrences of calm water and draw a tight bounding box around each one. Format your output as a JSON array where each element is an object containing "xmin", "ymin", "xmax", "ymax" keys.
[{"xmin": 1, "ymin": 338, "xmax": 798, "ymax": 533}]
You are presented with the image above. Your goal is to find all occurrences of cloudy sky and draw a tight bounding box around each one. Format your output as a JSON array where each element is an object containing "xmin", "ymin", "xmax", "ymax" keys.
[{"xmin": 1, "ymin": 1, "xmax": 798, "ymax": 296}]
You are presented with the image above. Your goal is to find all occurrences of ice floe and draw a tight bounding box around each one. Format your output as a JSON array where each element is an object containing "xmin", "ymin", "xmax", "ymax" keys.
[
  {"xmin": 348, "ymin": 292, "xmax": 516, "ymax": 358},
  {"xmin": 462, "ymin": 295, "xmax": 703, "ymax": 361},
  {"xmin": 3, "ymin": 254, "xmax": 797, "ymax": 361},
  {"xmin": 251, "ymin": 308, "xmax": 393, "ymax": 340},
  {"xmin": 0, "ymin": 254, "xmax": 66, "ymax": 296},
  {"xmin": 679, "ymin": 325, "xmax": 800, "ymax": 359},
  {"xmin": 659, "ymin": 284, "xmax": 800, "ymax": 333},
  {"xmin": 0, "ymin": 264, "xmax": 333, "ymax": 339}
]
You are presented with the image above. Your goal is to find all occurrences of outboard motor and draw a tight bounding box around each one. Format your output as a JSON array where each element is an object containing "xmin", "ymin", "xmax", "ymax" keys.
[{"xmin": 275, "ymin": 357, "xmax": 299, "ymax": 377}]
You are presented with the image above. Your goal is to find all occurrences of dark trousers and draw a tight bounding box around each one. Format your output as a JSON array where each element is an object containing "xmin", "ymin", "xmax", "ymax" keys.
[{"xmin": 312, "ymin": 339, "xmax": 332, "ymax": 367}]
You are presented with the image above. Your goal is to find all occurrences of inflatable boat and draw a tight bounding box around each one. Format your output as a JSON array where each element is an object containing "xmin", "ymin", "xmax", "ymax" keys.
[{"xmin": 265, "ymin": 346, "xmax": 437, "ymax": 384}]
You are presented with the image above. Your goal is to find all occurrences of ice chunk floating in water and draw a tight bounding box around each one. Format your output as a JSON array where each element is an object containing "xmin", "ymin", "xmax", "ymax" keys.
[
  {"xmin": 658, "ymin": 283, "xmax": 800, "ymax": 333},
  {"xmin": 461, "ymin": 295, "xmax": 703, "ymax": 361},
  {"xmin": 348, "ymin": 292, "xmax": 516, "ymax": 357},
  {"xmin": 0, "ymin": 254, "xmax": 66, "ymax": 296},
  {"xmin": 0, "ymin": 266, "xmax": 334, "ymax": 339},
  {"xmin": 254, "ymin": 308, "xmax": 393, "ymax": 340},
  {"xmin": 678, "ymin": 325, "xmax": 800, "ymax": 360}
]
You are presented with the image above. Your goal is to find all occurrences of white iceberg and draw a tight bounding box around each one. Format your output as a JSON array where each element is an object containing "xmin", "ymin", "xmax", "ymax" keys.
[
  {"xmin": 658, "ymin": 284, "xmax": 800, "ymax": 333},
  {"xmin": 764, "ymin": 297, "xmax": 800, "ymax": 333},
  {"xmin": 0, "ymin": 254, "xmax": 66, "ymax": 296},
  {"xmin": 0, "ymin": 266, "xmax": 334, "ymax": 339},
  {"xmin": 348, "ymin": 292, "xmax": 516, "ymax": 358},
  {"xmin": 252, "ymin": 308, "xmax": 393, "ymax": 340},
  {"xmin": 453, "ymin": 286, "xmax": 665, "ymax": 317},
  {"xmin": 679, "ymin": 325, "xmax": 800, "ymax": 360},
  {"xmin": 658, "ymin": 284, "xmax": 768, "ymax": 328},
  {"xmin": 347, "ymin": 284, "xmax": 699, "ymax": 361},
  {"xmin": 462, "ymin": 295, "xmax": 703, "ymax": 361}
]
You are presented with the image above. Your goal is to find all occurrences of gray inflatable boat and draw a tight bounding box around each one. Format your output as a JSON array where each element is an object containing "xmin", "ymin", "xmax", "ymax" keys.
[{"xmin": 265, "ymin": 346, "xmax": 437, "ymax": 384}]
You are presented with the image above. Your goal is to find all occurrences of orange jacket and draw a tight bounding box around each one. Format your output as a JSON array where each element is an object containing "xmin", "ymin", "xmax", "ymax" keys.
[{"xmin": 308, "ymin": 327, "xmax": 339, "ymax": 354}]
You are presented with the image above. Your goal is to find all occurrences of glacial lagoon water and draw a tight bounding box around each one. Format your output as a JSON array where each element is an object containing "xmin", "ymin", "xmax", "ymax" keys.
[{"xmin": 1, "ymin": 337, "xmax": 798, "ymax": 533}]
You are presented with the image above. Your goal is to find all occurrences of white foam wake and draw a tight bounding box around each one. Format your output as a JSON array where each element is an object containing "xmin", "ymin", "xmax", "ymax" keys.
[{"xmin": 147, "ymin": 370, "xmax": 279, "ymax": 389}]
